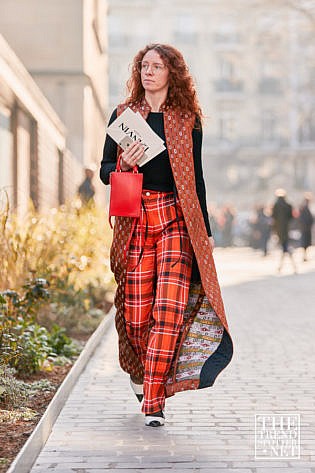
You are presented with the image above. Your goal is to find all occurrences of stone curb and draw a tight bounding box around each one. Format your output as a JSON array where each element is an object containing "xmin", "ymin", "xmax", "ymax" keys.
[{"xmin": 6, "ymin": 307, "xmax": 115, "ymax": 473}]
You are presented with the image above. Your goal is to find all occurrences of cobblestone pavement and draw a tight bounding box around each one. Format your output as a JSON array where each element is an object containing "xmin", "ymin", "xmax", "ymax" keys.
[{"xmin": 30, "ymin": 246, "xmax": 315, "ymax": 473}]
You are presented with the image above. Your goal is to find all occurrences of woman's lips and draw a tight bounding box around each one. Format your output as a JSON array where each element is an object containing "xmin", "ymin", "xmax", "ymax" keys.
[{"xmin": 143, "ymin": 79, "xmax": 154, "ymax": 83}]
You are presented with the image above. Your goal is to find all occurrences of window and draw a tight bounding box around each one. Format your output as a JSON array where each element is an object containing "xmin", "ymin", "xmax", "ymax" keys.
[
  {"xmin": 16, "ymin": 109, "xmax": 31, "ymax": 214},
  {"xmin": 258, "ymin": 60, "xmax": 282, "ymax": 94},
  {"xmin": 214, "ymin": 17, "xmax": 240, "ymax": 43},
  {"xmin": 219, "ymin": 57, "xmax": 235, "ymax": 80},
  {"xmin": 214, "ymin": 55, "xmax": 243, "ymax": 92},
  {"xmin": 174, "ymin": 13, "xmax": 197, "ymax": 45},
  {"xmin": 0, "ymin": 106, "xmax": 13, "ymax": 205},
  {"xmin": 261, "ymin": 110, "xmax": 276, "ymax": 142},
  {"xmin": 58, "ymin": 149, "xmax": 64, "ymax": 205},
  {"xmin": 30, "ymin": 120, "xmax": 38, "ymax": 209},
  {"xmin": 108, "ymin": 16, "xmax": 129, "ymax": 48},
  {"xmin": 219, "ymin": 111, "xmax": 236, "ymax": 141},
  {"xmin": 298, "ymin": 109, "xmax": 315, "ymax": 143},
  {"xmin": 294, "ymin": 156, "xmax": 308, "ymax": 189}
]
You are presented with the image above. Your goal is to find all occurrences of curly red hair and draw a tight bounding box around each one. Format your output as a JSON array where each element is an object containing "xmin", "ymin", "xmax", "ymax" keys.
[{"xmin": 126, "ymin": 43, "xmax": 203, "ymax": 123}]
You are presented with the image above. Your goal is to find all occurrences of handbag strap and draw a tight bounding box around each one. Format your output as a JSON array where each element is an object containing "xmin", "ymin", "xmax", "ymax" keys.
[{"xmin": 116, "ymin": 154, "xmax": 139, "ymax": 174}]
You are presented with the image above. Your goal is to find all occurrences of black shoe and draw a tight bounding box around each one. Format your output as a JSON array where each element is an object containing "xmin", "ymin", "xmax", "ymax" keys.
[
  {"xmin": 145, "ymin": 410, "xmax": 165, "ymax": 427},
  {"xmin": 129, "ymin": 378, "xmax": 143, "ymax": 403}
]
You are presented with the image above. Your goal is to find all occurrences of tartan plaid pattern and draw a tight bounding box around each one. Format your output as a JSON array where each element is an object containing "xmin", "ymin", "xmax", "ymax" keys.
[{"xmin": 124, "ymin": 190, "xmax": 193, "ymax": 414}]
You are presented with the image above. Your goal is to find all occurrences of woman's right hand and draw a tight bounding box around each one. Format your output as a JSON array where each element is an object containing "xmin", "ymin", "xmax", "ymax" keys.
[{"xmin": 120, "ymin": 141, "xmax": 145, "ymax": 171}]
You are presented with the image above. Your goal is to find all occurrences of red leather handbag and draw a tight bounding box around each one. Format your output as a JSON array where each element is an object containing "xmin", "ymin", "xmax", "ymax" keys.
[{"xmin": 109, "ymin": 158, "xmax": 143, "ymax": 228}]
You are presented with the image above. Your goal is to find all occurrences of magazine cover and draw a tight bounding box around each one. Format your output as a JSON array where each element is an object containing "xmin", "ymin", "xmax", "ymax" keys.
[{"xmin": 106, "ymin": 106, "xmax": 165, "ymax": 166}]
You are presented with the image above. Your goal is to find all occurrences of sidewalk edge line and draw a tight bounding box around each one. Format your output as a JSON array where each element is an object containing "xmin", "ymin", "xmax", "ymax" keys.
[{"xmin": 6, "ymin": 306, "xmax": 115, "ymax": 473}]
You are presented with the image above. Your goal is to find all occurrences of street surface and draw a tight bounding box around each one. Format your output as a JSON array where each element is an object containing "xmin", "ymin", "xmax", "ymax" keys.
[{"xmin": 30, "ymin": 246, "xmax": 315, "ymax": 473}]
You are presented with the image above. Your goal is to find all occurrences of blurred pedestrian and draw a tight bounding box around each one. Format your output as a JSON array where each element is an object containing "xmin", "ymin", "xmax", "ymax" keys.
[
  {"xmin": 272, "ymin": 188, "xmax": 297, "ymax": 273},
  {"xmin": 298, "ymin": 194, "xmax": 314, "ymax": 262},
  {"xmin": 254, "ymin": 205, "xmax": 272, "ymax": 256},
  {"xmin": 78, "ymin": 168, "xmax": 95, "ymax": 205},
  {"xmin": 222, "ymin": 205, "xmax": 234, "ymax": 247},
  {"xmin": 208, "ymin": 204, "xmax": 220, "ymax": 245}
]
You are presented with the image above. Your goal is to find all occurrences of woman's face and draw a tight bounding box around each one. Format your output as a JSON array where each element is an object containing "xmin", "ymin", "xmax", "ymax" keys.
[{"xmin": 140, "ymin": 49, "xmax": 169, "ymax": 94}]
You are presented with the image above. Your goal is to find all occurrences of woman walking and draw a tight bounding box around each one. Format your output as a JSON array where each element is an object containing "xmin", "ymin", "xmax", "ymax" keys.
[
  {"xmin": 100, "ymin": 43, "xmax": 233, "ymax": 427},
  {"xmin": 299, "ymin": 195, "xmax": 314, "ymax": 262}
]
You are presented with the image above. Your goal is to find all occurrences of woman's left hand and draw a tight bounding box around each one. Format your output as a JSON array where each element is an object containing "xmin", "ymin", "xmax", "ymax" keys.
[{"xmin": 209, "ymin": 236, "xmax": 215, "ymax": 252}]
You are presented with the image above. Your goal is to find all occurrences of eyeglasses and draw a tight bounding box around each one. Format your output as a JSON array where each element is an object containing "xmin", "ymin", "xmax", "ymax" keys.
[{"xmin": 136, "ymin": 61, "xmax": 167, "ymax": 74}]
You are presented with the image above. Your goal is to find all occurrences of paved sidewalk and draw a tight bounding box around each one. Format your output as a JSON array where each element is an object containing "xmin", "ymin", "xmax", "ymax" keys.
[{"xmin": 30, "ymin": 247, "xmax": 315, "ymax": 473}]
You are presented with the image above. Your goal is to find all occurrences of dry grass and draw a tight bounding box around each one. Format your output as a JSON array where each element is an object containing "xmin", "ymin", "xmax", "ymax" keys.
[{"xmin": 0, "ymin": 192, "xmax": 114, "ymax": 294}]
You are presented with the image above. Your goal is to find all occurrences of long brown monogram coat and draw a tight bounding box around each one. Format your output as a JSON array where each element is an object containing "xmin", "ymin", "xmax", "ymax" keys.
[{"xmin": 110, "ymin": 98, "xmax": 233, "ymax": 397}]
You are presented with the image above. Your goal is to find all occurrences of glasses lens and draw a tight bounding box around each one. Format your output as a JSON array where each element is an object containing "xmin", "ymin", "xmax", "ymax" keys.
[{"xmin": 136, "ymin": 62, "xmax": 166, "ymax": 74}]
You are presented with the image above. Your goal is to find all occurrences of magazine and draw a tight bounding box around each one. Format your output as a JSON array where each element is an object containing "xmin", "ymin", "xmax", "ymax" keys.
[{"xmin": 106, "ymin": 107, "xmax": 166, "ymax": 166}]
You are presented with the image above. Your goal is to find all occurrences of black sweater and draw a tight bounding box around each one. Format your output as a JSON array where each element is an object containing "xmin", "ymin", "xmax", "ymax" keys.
[{"xmin": 100, "ymin": 109, "xmax": 212, "ymax": 236}]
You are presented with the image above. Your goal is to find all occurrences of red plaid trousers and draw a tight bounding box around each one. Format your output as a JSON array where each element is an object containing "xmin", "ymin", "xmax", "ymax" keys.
[{"xmin": 124, "ymin": 190, "xmax": 193, "ymax": 414}]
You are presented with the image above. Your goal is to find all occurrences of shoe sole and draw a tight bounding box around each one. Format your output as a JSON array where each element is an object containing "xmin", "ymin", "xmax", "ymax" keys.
[{"xmin": 145, "ymin": 415, "xmax": 165, "ymax": 427}]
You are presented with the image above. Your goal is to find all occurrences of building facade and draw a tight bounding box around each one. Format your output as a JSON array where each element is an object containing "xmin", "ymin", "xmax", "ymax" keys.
[
  {"xmin": 0, "ymin": 34, "xmax": 80, "ymax": 214},
  {"xmin": 107, "ymin": 0, "xmax": 315, "ymax": 209},
  {"xmin": 0, "ymin": 0, "xmax": 108, "ymax": 191}
]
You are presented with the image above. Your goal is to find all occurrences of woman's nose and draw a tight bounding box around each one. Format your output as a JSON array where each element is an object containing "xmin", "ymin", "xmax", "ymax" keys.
[{"xmin": 145, "ymin": 65, "xmax": 154, "ymax": 74}]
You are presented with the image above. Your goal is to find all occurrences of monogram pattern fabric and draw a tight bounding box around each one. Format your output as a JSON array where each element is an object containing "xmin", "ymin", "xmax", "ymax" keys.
[{"xmin": 110, "ymin": 97, "xmax": 233, "ymax": 394}]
